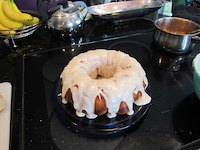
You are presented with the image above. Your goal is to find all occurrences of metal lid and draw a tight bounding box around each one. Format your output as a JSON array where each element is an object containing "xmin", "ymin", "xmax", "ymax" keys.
[{"xmin": 52, "ymin": 1, "xmax": 79, "ymax": 17}]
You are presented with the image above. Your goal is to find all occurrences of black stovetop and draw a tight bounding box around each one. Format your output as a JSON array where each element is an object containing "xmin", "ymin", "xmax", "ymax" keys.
[{"xmin": 8, "ymin": 18, "xmax": 200, "ymax": 150}]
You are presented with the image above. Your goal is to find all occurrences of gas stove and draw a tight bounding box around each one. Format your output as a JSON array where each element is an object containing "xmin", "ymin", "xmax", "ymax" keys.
[{"xmin": 10, "ymin": 18, "xmax": 200, "ymax": 150}]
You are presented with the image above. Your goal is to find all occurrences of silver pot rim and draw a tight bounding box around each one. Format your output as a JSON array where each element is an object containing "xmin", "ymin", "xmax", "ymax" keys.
[{"xmin": 154, "ymin": 17, "xmax": 200, "ymax": 36}]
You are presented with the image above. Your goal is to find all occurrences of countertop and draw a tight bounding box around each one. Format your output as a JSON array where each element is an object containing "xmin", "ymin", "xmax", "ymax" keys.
[{"xmin": 0, "ymin": 14, "xmax": 200, "ymax": 150}]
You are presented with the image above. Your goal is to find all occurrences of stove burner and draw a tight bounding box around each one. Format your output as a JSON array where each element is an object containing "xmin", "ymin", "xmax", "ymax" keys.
[
  {"xmin": 52, "ymin": 80, "xmax": 150, "ymax": 137},
  {"xmin": 172, "ymin": 93, "xmax": 200, "ymax": 143},
  {"xmin": 42, "ymin": 46, "xmax": 86, "ymax": 83},
  {"xmin": 49, "ymin": 111, "xmax": 124, "ymax": 150},
  {"xmin": 86, "ymin": 18, "xmax": 155, "ymax": 39},
  {"xmin": 151, "ymin": 43, "xmax": 189, "ymax": 72},
  {"xmin": 108, "ymin": 40, "xmax": 152, "ymax": 67}
]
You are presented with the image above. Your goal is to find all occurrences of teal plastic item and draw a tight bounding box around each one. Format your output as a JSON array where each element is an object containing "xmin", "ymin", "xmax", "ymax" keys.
[{"xmin": 193, "ymin": 53, "xmax": 200, "ymax": 100}]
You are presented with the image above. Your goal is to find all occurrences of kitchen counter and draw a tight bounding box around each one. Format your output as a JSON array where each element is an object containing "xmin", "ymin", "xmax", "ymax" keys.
[{"xmin": 0, "ymin": 16, "xmax": 200, "ymax": 150}]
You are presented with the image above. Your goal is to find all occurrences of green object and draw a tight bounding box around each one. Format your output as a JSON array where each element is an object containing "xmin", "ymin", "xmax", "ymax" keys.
[
  {"xmin": 193, "ymin": 53, "xmax": 200, "ymax": 100},
  {"xmin": 163, "ymin": 2, "xmax": 173, "ymax": 16}
]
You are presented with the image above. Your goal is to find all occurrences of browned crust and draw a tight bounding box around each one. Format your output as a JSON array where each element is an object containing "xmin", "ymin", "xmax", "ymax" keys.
[
  {"xmin": 117, "ymin": 101, "xmax": 129, "ymax": 115},
  {"xmin": 94, "ymin": 94, "xmax": 108, "ymax": 116},
  {"xmin": 133, "ymin": 91, "xmax": 142, "ymax": 101},
  {"xmin": 143, "ymin": 81, "xmax": 146, "ymax": 88},
  {"xmin": 64, "ymin": 87, "xmax": 145, "ymax": 117},
  {"xmin": 65, "ymin": 89, "xmax": 73, "ymax": 103}
]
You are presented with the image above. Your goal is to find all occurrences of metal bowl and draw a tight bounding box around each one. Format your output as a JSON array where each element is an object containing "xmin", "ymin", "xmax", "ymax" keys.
[
  {"xmin": 0, "ymin": 21, "xmax": 41, "ymax": 40},
  {"xmin": 153, "ymin": 17, "xmax": 200, "ymax": 54}
]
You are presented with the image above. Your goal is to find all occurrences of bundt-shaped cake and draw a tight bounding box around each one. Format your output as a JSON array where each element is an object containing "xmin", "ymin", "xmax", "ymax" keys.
[{"xmin": 60, "ymin": 49, "xmax": 151, "ymax": 119}]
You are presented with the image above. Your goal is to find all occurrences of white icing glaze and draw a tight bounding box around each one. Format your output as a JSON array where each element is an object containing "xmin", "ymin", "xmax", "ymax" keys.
[{"xmin": 60, "ymin": 49, "xmax": 151, "ymax": 119}]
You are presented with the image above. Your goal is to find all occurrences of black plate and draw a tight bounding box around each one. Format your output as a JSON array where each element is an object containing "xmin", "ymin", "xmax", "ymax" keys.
[{"xmin": 53, "ymin": 79, "xmax": 151, "ymax": 137}]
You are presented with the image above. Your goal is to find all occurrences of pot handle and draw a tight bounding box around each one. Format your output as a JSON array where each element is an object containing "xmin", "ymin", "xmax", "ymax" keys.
[
  {"xmin": 74, "ymin": 1, "xmax": 88, "ymax": 19},
  {"xmin": 192, "ymin": 35, "xmax": 200, "ymax": 41},
  {"xmin": 190, "ymin": 29, "xmax": 200, "ymax": 41},
  {"xmin": 189, "ymin": 29, "xmax": 200, "ymax": 36},
  {"xmin": 74, "ymin": 1, "xmax": 87, "ymax": 9}
]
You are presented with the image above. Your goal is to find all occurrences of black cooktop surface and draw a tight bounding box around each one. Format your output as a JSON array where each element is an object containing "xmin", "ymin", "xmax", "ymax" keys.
[{"xmin": 10, "ymin": 19, "xmax": 200, "ymax": 150}]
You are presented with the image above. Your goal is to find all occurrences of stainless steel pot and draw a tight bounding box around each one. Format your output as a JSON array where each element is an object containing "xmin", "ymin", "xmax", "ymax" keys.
[{"xmin": 153, "ymin": 17, "xmax": 200, "ymax": 54}]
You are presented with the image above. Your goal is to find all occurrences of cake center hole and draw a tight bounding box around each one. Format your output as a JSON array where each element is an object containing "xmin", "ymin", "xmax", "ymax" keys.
[{"xmin": 89, "ymin": 65, "xmax": 116, "ymax": 79}]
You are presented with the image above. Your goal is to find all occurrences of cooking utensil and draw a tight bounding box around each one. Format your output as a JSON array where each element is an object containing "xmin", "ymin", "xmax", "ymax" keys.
[
  {"xmin": 47, "ymin": 1, "xmax": 87, "ymax": 39},
  {"xmin": 88, "ymin": 0, "xmax": 163, "ymax": 20},
  {"xmin": 153, "ymin": 17, "xmax": 200, "ymax": 54},
  {"xmin": 152, "ymin": 44, "xmax": 189, "ymax": 71}
]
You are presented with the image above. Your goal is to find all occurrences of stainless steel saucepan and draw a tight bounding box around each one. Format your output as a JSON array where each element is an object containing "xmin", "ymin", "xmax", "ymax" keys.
[{"xmin": 153, "ymin": 17, "xmax": 200, "ymax": 54}]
